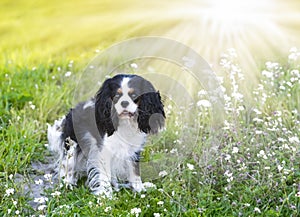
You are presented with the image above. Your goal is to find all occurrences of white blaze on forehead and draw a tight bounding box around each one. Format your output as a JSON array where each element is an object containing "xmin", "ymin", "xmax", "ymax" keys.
[{"xmin": 121, "ymin": 77, "xmax": 131, "ymax": 91}]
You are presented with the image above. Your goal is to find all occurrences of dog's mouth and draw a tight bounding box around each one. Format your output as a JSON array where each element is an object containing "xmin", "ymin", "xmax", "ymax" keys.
[{"xmin": 118, "ymin": 111, "xmax": 135, "ymax": 118}]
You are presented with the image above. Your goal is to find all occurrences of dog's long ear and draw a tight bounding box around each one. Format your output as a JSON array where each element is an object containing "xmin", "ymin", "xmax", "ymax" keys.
[
  {"xmin": 95, "ymin": 79, "xmax": 116, "ymax": 137},
  {"xmin": 138, "ymin": 91, "xmax": 165, "ymax": 134}
]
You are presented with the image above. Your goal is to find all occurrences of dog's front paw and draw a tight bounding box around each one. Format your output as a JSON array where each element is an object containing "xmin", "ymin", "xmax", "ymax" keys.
[
  {"xmin": 92, "ymin": 181, "xmax": 113, "ymax": 198},
  {"xmin": 131, "ymin": 181, "xmax": 145, "ymax": 193}
]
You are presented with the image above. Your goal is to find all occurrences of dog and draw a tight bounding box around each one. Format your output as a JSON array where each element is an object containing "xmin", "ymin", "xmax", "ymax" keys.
[{"xmin": 47, "ymin": 74, "xmax": 165, "ymax": 197}]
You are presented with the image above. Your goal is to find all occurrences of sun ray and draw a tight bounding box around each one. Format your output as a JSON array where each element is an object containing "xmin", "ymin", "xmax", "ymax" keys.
[{"xmin": 151, "ymin": 0, "xmax": 300, "ymax": 87}]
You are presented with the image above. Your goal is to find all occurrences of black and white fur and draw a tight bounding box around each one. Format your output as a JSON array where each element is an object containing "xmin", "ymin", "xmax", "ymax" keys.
[{"xmin": 47, "ymin": 74, "xmax": 165, "ymax": 197}]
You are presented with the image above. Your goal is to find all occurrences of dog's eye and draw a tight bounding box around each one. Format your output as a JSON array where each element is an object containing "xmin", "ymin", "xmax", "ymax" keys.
[
  {"xmin": 130, "ymin": 93, "xmax": 140, "ymax": 103},
  {"xmin": 130, "ymin": 93, "xmax": 137, "ymax": 99},
  {"xmin": 113, "ymin": 94, "xmax": 121, "ymax": 101}
]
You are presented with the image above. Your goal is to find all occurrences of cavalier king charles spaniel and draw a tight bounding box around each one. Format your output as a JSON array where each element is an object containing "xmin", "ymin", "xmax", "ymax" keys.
[{"xmin": 47, "ymin": 74, "xmax": 165, "ymax": 197}]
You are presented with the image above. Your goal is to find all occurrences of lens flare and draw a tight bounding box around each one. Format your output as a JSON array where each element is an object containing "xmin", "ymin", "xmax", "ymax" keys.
[{"xmin": 160, "ymin": 0, "xmax": 299, "ymax": 83}]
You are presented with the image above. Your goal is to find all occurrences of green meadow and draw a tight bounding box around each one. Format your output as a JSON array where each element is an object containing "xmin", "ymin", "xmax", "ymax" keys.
[{"xmin": 0, "ymin": 0, "xmax": 299, "ymax": 216}]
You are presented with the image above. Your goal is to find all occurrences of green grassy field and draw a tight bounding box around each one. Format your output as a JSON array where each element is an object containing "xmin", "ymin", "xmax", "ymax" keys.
[{"xmin": 1, "ymin": 0, "xmax": 300, "ymax": 216}]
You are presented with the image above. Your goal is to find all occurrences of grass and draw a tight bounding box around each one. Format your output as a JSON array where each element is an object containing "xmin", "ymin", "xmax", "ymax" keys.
[
  {"xmin": 1, "ymin": 47, "xmax": 299, "ymax": 216},
  {"xmin": 1, "ymin": 0, "xmax": 300, "ymax": 216}
]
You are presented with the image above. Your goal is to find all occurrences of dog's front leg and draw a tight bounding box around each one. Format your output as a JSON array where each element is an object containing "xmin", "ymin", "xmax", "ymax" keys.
[
  {"xmin": 86, "ymin": 146, "xmax": 112, "ymax": 197},
  {"xmin": 129, "ymin": 159, "xmax": 145, "ymax": 193}
]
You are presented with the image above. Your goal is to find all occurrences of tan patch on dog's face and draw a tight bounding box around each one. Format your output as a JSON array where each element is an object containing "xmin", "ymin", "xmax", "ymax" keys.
[
  {"xmin": 128, "ymin": 88, "xmax": 134, "ymax": 94},
  {"xmin": 117, "ymin": 88, "xmax": 123, "ymax": 94}
]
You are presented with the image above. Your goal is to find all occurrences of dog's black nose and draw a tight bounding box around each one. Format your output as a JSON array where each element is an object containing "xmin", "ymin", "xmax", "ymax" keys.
[{"xmin": 121, "ymin": 101, "xmax": 129, "ymax": 108}]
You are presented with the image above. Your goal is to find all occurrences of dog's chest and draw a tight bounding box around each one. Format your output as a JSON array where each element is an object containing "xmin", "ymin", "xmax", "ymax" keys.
[{"xmin": 103, "ymin": 121, "xmax": 146, "ymax": 160}]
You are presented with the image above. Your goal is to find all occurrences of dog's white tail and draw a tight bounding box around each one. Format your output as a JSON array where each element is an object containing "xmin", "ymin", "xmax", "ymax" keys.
[{"xmin": 47, "ymin": 116, "xmax": 65, "ymax": 157}]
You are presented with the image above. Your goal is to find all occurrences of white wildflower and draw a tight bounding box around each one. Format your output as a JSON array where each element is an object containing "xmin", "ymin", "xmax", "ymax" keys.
[
  {"xmin": 295, "ymin": 192, "xmax": 300, "ymax": 197},
  {"xmin": 29, "ymin": 101, "xmax": 36, "ymax": 110},
  {"xmin": 130, "ymin": 63, "xmax": 138, "ymax": 69},
  {"xmin": 51, "ymin": 191, "xmax": 61, "ymax": 197},
  {"xmin": 262, "ymin": 70, "xmax": 273, "ymax": 78},
  {"xmin": 38, "ymin": 205, "xmax": 47, "ymax": 211},
  {"xmin": 141, "ymin": 194, "xmax": 146, "ymax": 198},
  {"xmin": 186, "ymin": 163, "xmax": 195, "ymax": 171},
  {"xmin": 224, "ymin": 154, "xmax": 231, "ymax": 161},
  {"xmin": 254, "ymin": 207, "xmax": 261, "ymax": 213},
  {"xmin": 223, "ymin": 120, "xmax": 232, "ymax": 130},
  {"xmin": 5, "ymin": 188, "xmax": 15, "ymax": 196},
  {"xmin": 257, "ymin": 150, "xmax": 268, "ymax": 159},
  {"xmin": 278, "ymin": 165, "xmax": 283, "ymax": 172},
  {"xmin": 283, "ymin": 169, "xmax": 291, "ymax": 175},
  {"xmin": 15, "ymin": 210, "xmax": 20, "ymax": 215},
  {"xmin": 291, "ymin": 70, "xmax": 300, "ymax": 78},
  {"xmin": 279, "ymin": 85, "xmax": 285, "ymax": 90},
  {"xmin": 12, "ymin": 200, "xmax": 17, "ymax": 206},
  {"xmin": 44, "ymin": 173, "xmax": 52, "ymax": 181},
  {"xmin": 130, "ymin": 207, "xmax": 141, "ymax": 216},
  {"xmin": 289, "ymin": 52, "xmax": 299, "ymax": 61},
  {"xmin": 266, "ymin": 61, "xmax": 280, "ymax": 70},
  {"xmin": 198, "ymin": 90, "xmax": 207, "ymax": 96},
  {"xmin": 278, "ymin": 138, "xmax": 286, "ymax": 142},
  {"xmin": 170, "ymin": 148, "xmax": 178, "ymax": 154},
  {"xmin": 197, "ymin": 100, "xmax": 211, "ymax": 108},
  {"xmin": 255, "ymin": 130, "xmax": 263, "ymax": 135},
  {"xmin": 35, "ymin": 179, "xmax": 44, "ymax": 185},
  {"xmin": 153, "ymin": 213, "xmax": 161, "ymax": 217},
  {"xmin": 65, "ymin": 71, "xmax": 72, "ymax": 77},
  {"xmin": 289, "ymin": 136, "xmax": 299, "ymax": 144},
  {"xmin": 232, "ymin": 147, "xmax": 239, "ymax": 154},
  {"xmin": 231, "ymin": 92, "xmax": 243, "ymax": 101},
  {"xmin": 290, "ymin": 146, "xmax": 296, "ymax": 152},
  {"xmin": 157, "ymin": 201, "xmax": 164, "ymax": 205},
  {"xmin": 281, "ymin": 144, "xmax": 290, "ymax": 150},
  {"xmin": 253, "ymin": 118, "xmax": 263, "ymax": 123},
  {"xmin": 259, "ymin": 150, "xmax": 265, "ymax": 155},
  {"xmin": 237, "ymin": 105, "xmax": 245, "ymax": 111},
  {"xmin": 274, "ymin": 111, "xmax": 282, "ymax": 116},
  {"xmin": 143, "ymin": 182, "xmax": 156, "ymax": 189},
  {"xmin": 34, "ymin": 196, "xmax": 48, "ymax": 204},
  {"xmin": 224, "ymin": 170, "xmax": 233, "ymax": 183},
  {"xmin": 9, "ymin": 174, "xmax": 14, "ymax": 180},
  {"xmin": 104, "ymin": 206, "xmax": 112, "ymax": 212},
  {"xmin": 159, "ymin": 170, "xmax": 168, "ymax": 177}
]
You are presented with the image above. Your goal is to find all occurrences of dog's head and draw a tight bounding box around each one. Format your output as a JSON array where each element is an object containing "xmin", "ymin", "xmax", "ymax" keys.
[{"xmin": 95, "ymin": 74, "xmax": 165, "ymax": 137}]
